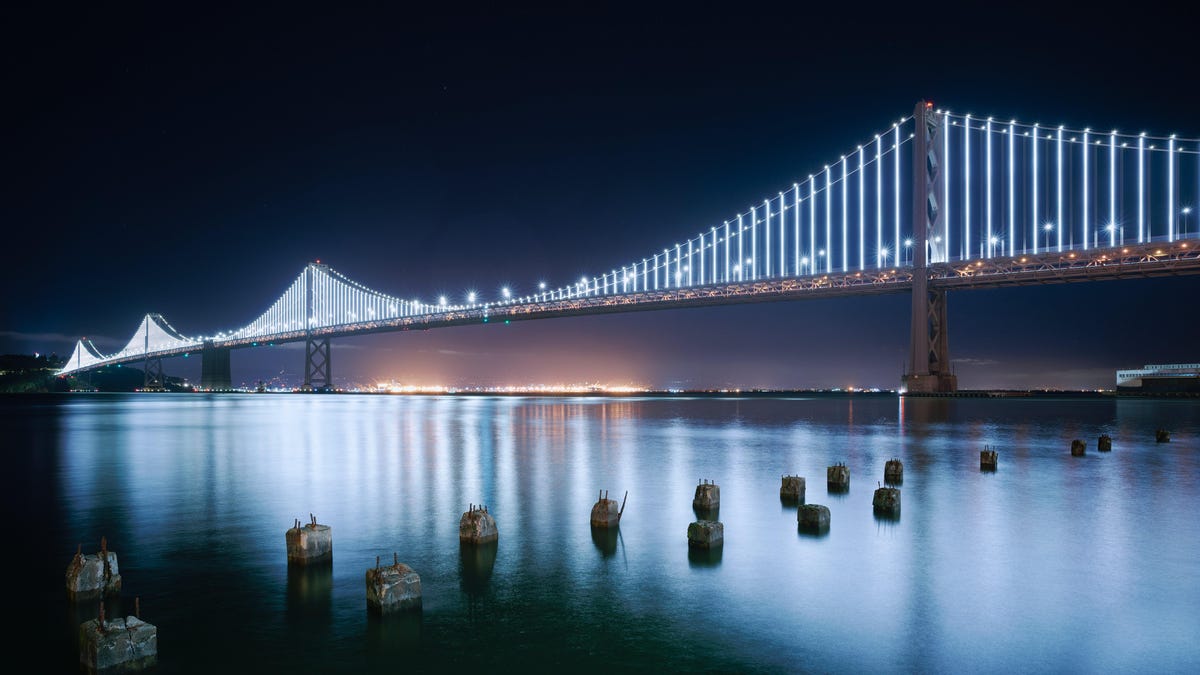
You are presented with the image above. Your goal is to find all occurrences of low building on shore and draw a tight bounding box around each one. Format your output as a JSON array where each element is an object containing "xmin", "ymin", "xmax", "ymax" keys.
[{"xmin": 1116, "ymin": 363, "xmax": 1200, "ymax": 394}]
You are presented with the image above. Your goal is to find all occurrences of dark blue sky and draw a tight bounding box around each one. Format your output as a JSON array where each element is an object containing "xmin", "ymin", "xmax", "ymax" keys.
[{"xmin": 3, "ymin": 6, "xmax": 1198, "ymax": 389}]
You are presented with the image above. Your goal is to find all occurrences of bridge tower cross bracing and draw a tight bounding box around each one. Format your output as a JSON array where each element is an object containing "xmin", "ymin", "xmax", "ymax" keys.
[
  {"xmin": 303, "ymin": 262, "xmax": 332, "ymax": 391},
  {"xmin": 904, "ymin": 100, "xmax": 957, "ymax": 393},
  {"xmin": 142, "ymin": 316, "xmax": 166, "ymax": 391}
]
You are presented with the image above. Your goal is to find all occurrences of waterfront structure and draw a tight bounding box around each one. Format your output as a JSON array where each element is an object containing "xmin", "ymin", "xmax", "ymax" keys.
[
  {"xmin": 57, "ymin": 101, "xmax": 1200, "ymax": 391},
  {"xmin": 1116, "ymin": 363, "xmax": 1200, "ymax": 393}
]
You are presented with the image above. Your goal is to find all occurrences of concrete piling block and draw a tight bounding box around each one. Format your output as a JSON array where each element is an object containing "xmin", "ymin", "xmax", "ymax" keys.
[
  {"xmin": 873, "ymin": 485, "xmax": 901, "ymax": 517},
  {"xmin": 66, "ymin": 539, "xmax": 122, "ymax": 601},
  {"xmin": 286, "ymin": 514, "xmax": 332, "ymax": 565},
  {"xmin": 590, "ymin": 490, "xmax": 626, "ymax": 529},
  {"xmin": 797, "ymin": 504, "xmax": 830, "ymax": 533},
  {"xmin": 826, "ymin": 463, "xmax": 850, "ymax": 492},
  {"xmin": 693, "ymin": 479, "xmax": 720, "ymax": 512},
  {"xmin": 366, "ymin": 555, "xmax": 422, "ymax": 614},
  {"xmin": 1098, "ymin": 434, "xmax": 1112, "ymax": 452},
  {"xmin": 980, "ymin": 446, "xmax": 998, "ymax": 471},
  {"xmin": 779, "ymin": 475, "xmax": 805, "ymax": 503},
  {"xmin": 1156, "ymin": 429, "xmax": 1170, "ymax": 443},
  {"xmin": 79, "ymin": 603, "xmax": 157, "ymax": 672},
  {"xmin": 1071, "ymin": 439, "xmax": 1086, "ymax": 456},
  {"xmin": 687, "ymin": 520, "xmax": 723, "ymax": 549},
  {"xmin": 884, "ymin": 459, "xmax": 904, "ymax": 485},
  {"xmin": 459, "ymin": 504, "xmax": 499, "ymax": 544}
]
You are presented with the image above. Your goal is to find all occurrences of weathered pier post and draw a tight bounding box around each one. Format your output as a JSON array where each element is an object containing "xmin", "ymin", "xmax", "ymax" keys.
[
  {"xmin": 286, "ymin": 514, "xmax": 332, "ymax": 565},
  {"xmin": 459, "ymin": 504, "xmax": 499, "ymax": 544},
  {"xmin": 366, "ymin": 553, "xmax": 422, "ymax": 614},
  {"xmin": 827, "ymin": 463, "xmax": 850, "ymax": 492},
  {"xmin": 779, "ymin": 475, "xmax": 805, "ymax": 503},
  {"xmin": 797, "ymin": 504, "xmax": 831, "ymax": 534},
  {"xmin": 980, "ymin": 446, "xmax": 998, "ymax": 471},
  {"xmin": 590, "ymin": 490, "xmax": 626, "ymax": 528},
  {"xmin": 693, "ymin": 479, "xmax": 720, "ymax": 512},
  {"xmin": 1070, "ymin": 439, "xmax": 1086, "ymax": 457},
  {"xmin": 1156, "ymin": 429, "xmax": 1171, "ymax": 443},
  {"xmin": 66, "ymin": 537, "xmax": 122, "ymax": 601},
  {"xmin": 884, "ymin": 459, "xmax": 904, "ymax": 485},
  {"xmin": 1098, "ymin": 434, "xmax": 1112, "ymax": 452},
  {"xmin": 79, "ymin": 598, "xmax": 157, "ymax": 672},
  {"xmin": 873, "ymin": 484, "xmax": 901, "ymax": 518},
  {"xmin": 687, "ymin": 520, "xmax": 723, "ymax": 549}
]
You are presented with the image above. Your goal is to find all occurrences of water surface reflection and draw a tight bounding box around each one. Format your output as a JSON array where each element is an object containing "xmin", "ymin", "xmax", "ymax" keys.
[{"xmin": 7, "ymin": 394, "xmax": 1199, "ymax": 672}]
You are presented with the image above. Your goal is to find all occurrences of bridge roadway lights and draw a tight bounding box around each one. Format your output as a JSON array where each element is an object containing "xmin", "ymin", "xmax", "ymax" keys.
[{"xmin": 201, "ymin": 344, "xmax": 232, "ymax": 391}]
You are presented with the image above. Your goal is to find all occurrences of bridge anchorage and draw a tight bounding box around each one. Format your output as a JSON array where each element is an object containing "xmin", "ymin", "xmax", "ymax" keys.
[{"xmin": 56, "ymin": 100, "xmax": 1199, "ymax": 392}]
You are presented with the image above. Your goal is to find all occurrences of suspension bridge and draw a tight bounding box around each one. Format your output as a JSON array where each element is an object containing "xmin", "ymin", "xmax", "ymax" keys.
[{"xmin": 58, "ymin": 101, "xmax": 1200, "ymax": 392}]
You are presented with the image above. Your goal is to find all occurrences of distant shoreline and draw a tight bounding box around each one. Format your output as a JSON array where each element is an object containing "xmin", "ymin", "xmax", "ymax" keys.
[{"xmin": 12, "ymin": 389, "xmax": 1198, "ymax": 400}]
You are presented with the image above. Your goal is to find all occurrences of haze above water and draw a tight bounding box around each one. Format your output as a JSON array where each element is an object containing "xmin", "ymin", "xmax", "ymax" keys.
[{"xmin": 8, "ymin": 394, "xmax": 1199, "ymax": 673}]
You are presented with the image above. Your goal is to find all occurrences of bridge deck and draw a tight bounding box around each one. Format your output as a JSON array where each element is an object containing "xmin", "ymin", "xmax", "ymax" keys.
[{"xmin": 65, "ymin": 240, "xmax": 1200, "ymax": 374}]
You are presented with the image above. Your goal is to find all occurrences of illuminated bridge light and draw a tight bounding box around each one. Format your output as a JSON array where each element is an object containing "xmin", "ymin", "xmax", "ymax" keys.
[{"xmin": 55, "ymin": 109, "xmax": 1200, "ymax": 380}]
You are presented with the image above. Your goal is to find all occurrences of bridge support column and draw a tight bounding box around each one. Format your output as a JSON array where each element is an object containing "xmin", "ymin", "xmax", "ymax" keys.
[
  {"xmin": 304, "ymin": 336, "xmax": 331, "ymax": 391},
  {"xmin": 903, "ymin": 287, "xmax": 957, "ymax": 393},
  {"xmin": 903, "ymin": 99, "xmax": 957, "ymax": 393},
  {"xmin": 201, "ymin": 344, "xmax": 232, "ymax": 391},
  {"xmin": 143, "ymin": 357, "xmax": 165, "ymax": 391}
]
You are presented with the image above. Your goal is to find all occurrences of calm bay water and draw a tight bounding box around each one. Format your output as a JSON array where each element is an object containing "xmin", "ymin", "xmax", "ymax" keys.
[{"xmin": 8, "ymin": 393, "xmax": 1200, "ymax": 673}]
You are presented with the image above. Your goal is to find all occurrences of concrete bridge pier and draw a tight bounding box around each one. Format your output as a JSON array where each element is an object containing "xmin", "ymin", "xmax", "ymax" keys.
[{"xmin": 201, "ymin": 343, "xmax": 232, "ymax": 391}]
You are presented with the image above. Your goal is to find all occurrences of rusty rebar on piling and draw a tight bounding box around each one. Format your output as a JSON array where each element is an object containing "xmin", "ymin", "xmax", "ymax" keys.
[
  {"xmin": 376, "ymin": 556, "xmax": 380, "ymax": 570},
  {"xmin": 619, "ymin": 491, "xmax": 628, "ymax": 521},
  {"xmin": 393, "ymin": 552, "xmax": 398, "ymax": 566},
  {"xmin": 100, "ymin": 536, "xmax": 111, "ymax": 583},
  {"xmin": 135, "ymin": 597, "xmax": 140, "ymax": 620},
  {"xmin": 98, "ymin": 601, "xmax": 106, "ymax": 632}
]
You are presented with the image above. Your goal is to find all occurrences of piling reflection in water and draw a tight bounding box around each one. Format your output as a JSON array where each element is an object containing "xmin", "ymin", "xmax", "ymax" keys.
[
  {"xmin": 365, "ymin": 609, "xmax": 422, "ymax": 657},
  {"xmin": 286, "ymin": 563, "xmax": 332, "ymax": 633},
  {"xmin": 687, "ymin": 545, "xmax": 723, "ymax": 568},
  {"xmin": 459, "ymin": 541, "xmax": 498, "ymax": 596},
  {"xmin": 590, "ymin": 526, "xmax": 620, "ymax": 558}
]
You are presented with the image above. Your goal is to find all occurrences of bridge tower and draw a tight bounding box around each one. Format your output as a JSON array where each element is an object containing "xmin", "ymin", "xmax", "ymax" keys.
[
  {"xmin": 142, "ymin": 315, "xmax": 166, "ymax": 391},
  {"xmin": 303, "ymin": 262, "xmax": 332, "ymax": 391},
  {"xmin": 201, "ymin": 342, "xmax": 232, "ymax": 390},
  {"xmin": 143, "ymin": 357, "xmax": 165, "ymax": 391},
  {"xmin": 903, "ymin": 100, "xmax": 957, "ymax": 393}
]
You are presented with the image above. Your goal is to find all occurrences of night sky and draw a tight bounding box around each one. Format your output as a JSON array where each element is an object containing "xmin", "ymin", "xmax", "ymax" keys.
[{"xmin": 4, "ymin": 6, "xmax": 1198, "ymax": 389}]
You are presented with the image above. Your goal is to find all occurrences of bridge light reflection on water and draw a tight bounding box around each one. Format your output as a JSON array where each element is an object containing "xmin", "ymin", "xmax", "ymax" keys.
[{"xmin": 21, "ymin": 394, "xmax": 1199, "ymax": 670}]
